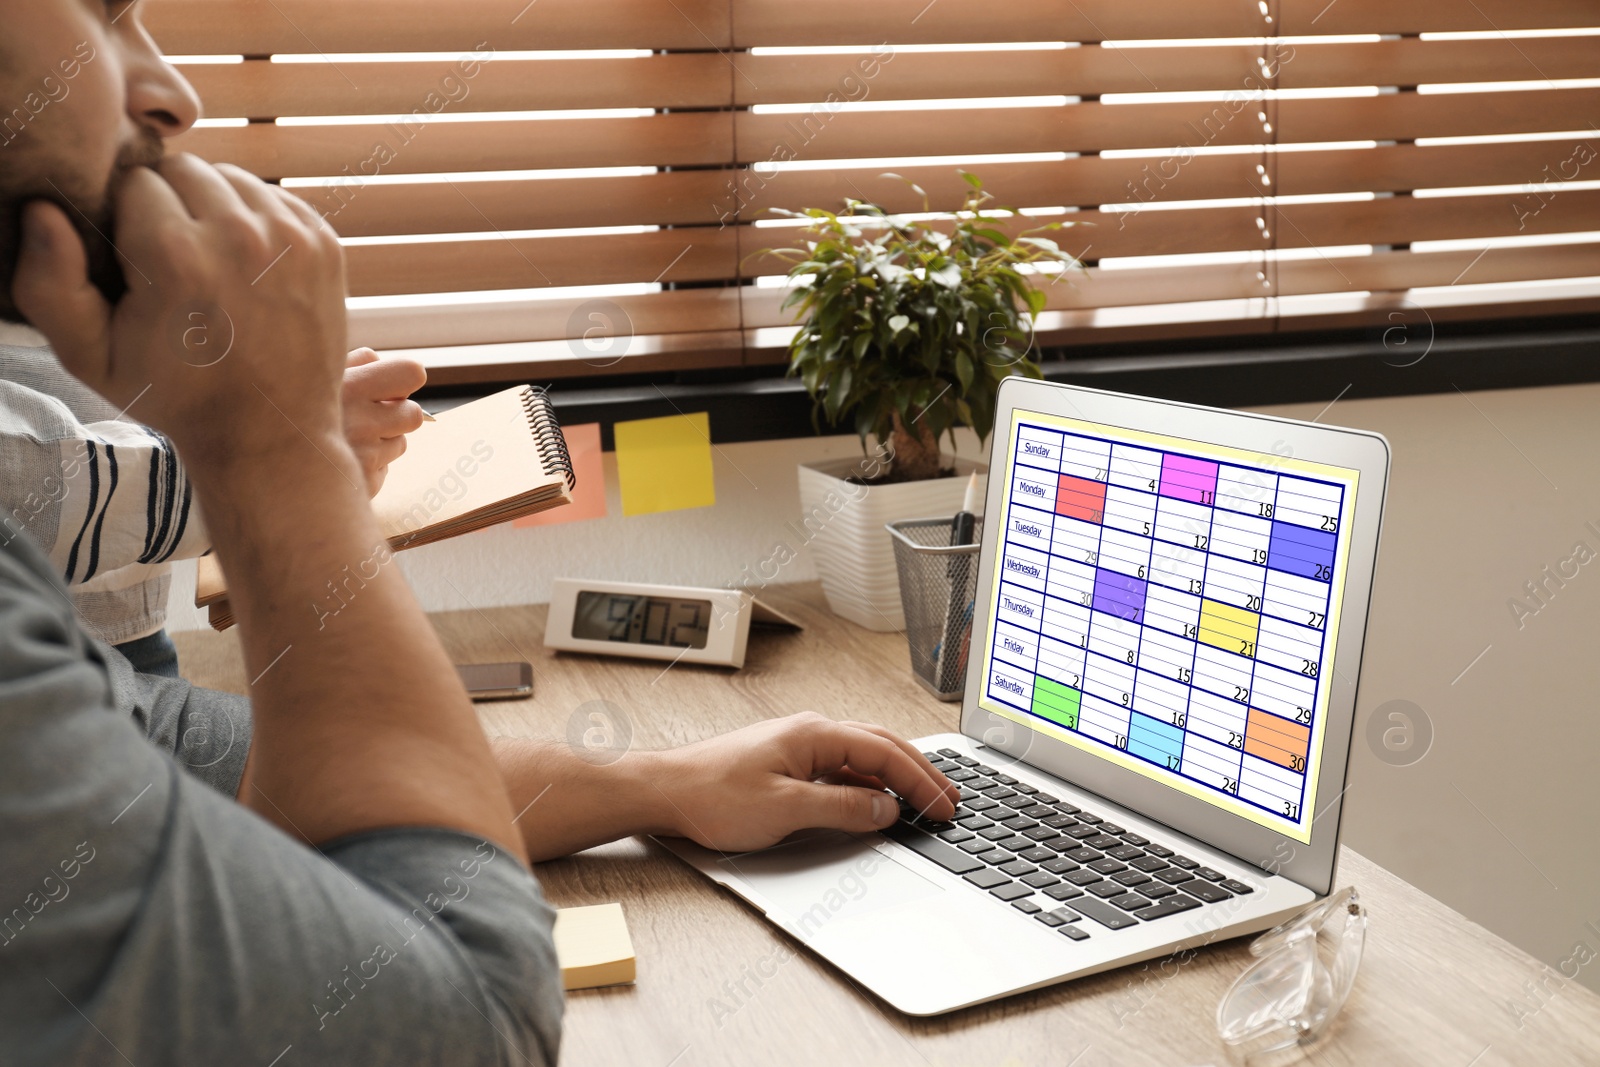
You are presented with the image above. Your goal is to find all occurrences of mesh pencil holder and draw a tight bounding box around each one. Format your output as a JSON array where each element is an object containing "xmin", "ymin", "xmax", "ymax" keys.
[{"xmin": 886, "ymin": 517, "xmax": 984, "ymax": 701}]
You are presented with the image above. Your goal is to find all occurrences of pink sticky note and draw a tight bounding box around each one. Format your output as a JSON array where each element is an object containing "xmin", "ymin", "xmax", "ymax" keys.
[{"xmin": 514, "ymin": 422, "xmax": 607, "ymax": 527}]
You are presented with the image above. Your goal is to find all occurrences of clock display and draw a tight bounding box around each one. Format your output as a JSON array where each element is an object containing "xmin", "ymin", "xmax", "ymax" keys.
[{"xmin": 572, "ymin": 592, "xmax": 712, "ymax": 649}]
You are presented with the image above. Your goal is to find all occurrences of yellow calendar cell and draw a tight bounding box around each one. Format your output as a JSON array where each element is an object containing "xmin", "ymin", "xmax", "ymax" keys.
[{"xmin": 1199, "ymin": 599, "xmax": 1260, "ymax": 658}]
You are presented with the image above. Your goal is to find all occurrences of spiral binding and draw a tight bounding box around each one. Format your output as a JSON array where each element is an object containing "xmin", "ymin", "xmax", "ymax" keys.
[{"xmin": 522, "ymin": 386, "xmax": 576, "ymax": 493}]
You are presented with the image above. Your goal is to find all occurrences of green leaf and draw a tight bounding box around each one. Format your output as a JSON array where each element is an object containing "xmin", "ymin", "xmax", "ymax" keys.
[{"xmin": 955, "ymin": 351, "xmax": 975, "ymax": 392}]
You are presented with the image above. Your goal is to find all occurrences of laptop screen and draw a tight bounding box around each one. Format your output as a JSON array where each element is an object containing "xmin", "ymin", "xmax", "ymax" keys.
[{"xmin": 977, "ymin": 407, "xmax": 1361, "ymax": 844}]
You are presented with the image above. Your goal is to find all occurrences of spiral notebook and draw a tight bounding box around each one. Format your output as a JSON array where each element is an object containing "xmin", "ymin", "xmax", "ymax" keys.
[{"xmin": 196, "ymin": 385, "xmax": 574, "ymax": 630}]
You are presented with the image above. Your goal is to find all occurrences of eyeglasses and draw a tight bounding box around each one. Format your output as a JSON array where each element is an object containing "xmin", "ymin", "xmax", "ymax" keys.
[{"xmin": 1216, "ymin": 886, "xmax": 1367, "ymax": 1060}]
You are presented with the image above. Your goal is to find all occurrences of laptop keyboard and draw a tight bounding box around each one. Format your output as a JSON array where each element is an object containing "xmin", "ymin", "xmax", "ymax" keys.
[{"xmin": 882, "ymin": 749, "xmax": 1256, "ymax": 941}]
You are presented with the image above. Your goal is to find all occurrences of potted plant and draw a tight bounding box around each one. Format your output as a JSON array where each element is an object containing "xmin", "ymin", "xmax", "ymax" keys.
[{"xmin": 767, "ymin": 173, "xmax": 1082, "ymax": 630}]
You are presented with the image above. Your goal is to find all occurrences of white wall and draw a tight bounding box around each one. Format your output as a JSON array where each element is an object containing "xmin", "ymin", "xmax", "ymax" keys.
[{"xmin": 165, "ymin": 427, "xmax": 993, "ymax": 632}]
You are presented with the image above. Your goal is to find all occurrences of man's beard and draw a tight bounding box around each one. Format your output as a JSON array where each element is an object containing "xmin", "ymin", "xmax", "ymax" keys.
[{"xmin": 0, "ymin": 129, "xmax": 165, "ymax": 326}]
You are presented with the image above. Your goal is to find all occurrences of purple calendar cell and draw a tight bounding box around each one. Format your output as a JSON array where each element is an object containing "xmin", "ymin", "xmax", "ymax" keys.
[
  {"xmin": 1268, "ymin": 521, "xmax": 1337, "ymax": 581},
  {"xmin": 1093, "ymin": 567, "xmax": 1147, "ymax": 622},
  {"xmin": 1159, "ymin": 454, "xmax": 1219, "ymax": 505}
]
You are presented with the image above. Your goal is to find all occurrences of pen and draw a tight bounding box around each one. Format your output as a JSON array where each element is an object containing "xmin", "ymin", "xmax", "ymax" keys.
[
  {"xmin": 935, "ymin": 473, "xmax": 982, "ymax": 691},
  {"xmin": 947, "ymin": 472, "xmax": 980, "ymax": 572},
  {"xmin": 420, "ymin": 409, "xmax": 437, "ymax": 422}
]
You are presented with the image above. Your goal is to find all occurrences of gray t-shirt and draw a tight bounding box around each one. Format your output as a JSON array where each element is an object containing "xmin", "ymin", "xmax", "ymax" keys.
[{"xmin": 0, "ymin": 533, "xmax": 563, "ymax": 1066}]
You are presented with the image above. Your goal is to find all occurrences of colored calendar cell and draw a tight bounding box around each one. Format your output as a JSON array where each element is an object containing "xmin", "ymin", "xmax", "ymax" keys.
[
  {"xmin": 1244, "ymin": 706, "xmax": 1310, "ymax": 773},
  {"xmin": 1032, "ymin": 676, "xmax": 1082, "ymax": 730},
  {"xmin": 1199, "ymin": 598, "xmax": 1260, "ymax": 658},
  {"xmin": 1268, "ymin": 521, "xmax": 1337, "ymax": 581},
  {"xmin": 1129, "ymin": 712, "xmax": 1186, "ymax": 769},
  {"xmin": 1093, "ymin": 568, "xmax": 1148, "ymax": 622},
  {"xmin": 985, "ymin": 417, "xmax": 1353, "ymax": 837},
  {"xmin": 1159, "ymin": 454, "xmax": 1220, "ymax": 505},
  {"xmin": 1056, "ymin": 474, "xmax": 1107, "ymax": 523}
]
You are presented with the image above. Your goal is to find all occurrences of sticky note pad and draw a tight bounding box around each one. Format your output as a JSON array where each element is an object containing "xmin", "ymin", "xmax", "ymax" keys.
[
  {"xmin": 515, "ymin": 422, "xmax": 606, "ymax": 528},
  {"xmin": 613, "ymin": 412, "xmax": 716, "ymax": 517},
  {"xmin": 553, "ymin": 902, "xmax": 636, "ymax": 990}
]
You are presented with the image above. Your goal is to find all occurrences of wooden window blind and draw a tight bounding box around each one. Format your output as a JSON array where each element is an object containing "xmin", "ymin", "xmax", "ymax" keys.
[{"xmin": 144, "ymin": 0, "xmax": 1600, "ymax": 386}]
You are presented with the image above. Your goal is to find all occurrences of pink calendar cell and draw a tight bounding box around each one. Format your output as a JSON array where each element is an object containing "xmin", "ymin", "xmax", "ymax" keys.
[{"xmin": 1159, "ymin": 454, "xmax": 1219, "ymax": 505}]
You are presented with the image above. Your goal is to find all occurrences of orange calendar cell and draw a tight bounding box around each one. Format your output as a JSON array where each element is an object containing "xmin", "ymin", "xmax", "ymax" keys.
[{"xmin": 1244, "ymin": 706, "xmax": 1311, "ymax": 774}]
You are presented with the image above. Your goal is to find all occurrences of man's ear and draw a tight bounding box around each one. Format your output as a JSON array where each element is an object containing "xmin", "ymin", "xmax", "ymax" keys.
[{"xmin": 11, "ymin": 200, "xmax": 113, "ymax": 387}]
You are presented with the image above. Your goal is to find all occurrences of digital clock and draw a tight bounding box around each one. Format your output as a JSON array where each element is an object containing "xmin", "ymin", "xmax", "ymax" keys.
[{"xmin": 544, "ymin": 579, "xmax": 802, "ymax": 668}]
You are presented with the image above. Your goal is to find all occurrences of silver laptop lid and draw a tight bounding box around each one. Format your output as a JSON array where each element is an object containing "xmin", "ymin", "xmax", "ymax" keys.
[{"xmin": 961, "ymin": 378, "xmax": 1390, "ymax": 897}]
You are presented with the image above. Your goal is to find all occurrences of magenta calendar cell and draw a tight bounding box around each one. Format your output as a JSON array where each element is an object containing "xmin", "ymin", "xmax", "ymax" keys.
[{"xmin": 1159, "ymin": 454, "xmax": 1219, "ymax": 505}]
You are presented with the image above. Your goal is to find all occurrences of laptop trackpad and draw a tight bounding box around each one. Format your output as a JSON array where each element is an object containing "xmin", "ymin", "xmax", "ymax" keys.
[{"xmin": 718, "ymin": 831, "xmax": 944, "ymax": 924}]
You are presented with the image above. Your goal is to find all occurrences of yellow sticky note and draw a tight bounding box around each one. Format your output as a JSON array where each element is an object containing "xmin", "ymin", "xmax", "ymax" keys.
[
  {"xmin": 613, "ymin": 413, "xmax": 716, "ymax": 517},
  {"xmin": 553, "ymin": 902, "xmax": 636, "ymax": 990}
]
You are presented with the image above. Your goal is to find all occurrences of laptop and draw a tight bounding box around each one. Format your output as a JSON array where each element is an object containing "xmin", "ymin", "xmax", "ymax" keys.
[{"xmin": 660, "ymin": 377, "xmax": 1390, "ymax": 1016}]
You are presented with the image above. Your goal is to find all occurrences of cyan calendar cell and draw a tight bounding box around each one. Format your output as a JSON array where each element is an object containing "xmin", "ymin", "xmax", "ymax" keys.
[{"xmin": 1128, "ymin": 712, "xmax": 1186, "ymax": 769}]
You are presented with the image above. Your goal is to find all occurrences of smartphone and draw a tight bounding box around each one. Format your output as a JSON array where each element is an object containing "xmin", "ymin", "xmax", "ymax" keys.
[{"xmin": 455, "ymin": 661, "xmax": 534, "ymax": 701}]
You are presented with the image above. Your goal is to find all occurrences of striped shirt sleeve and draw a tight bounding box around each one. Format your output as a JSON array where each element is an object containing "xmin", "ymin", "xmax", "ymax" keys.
[
  {"xmin": 0, "ymin": 379, "xmax": 209, "ymax": 585},
  {"xmin": 0, "ymin": 354, "xmax": 211, "ymax": 588}
]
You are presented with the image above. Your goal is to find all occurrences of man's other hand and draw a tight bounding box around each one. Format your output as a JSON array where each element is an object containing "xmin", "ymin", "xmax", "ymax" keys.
[
  {"xmin": 342, "ymin": 348, "xmax": 427, "ymax": 496},
  {"xmin": 11, "ymin": 154, "xmax": 348, "ymax": 468},
  {"xmin": 651, "ymin": 713, "xmax": 959, "ymax": 853}
]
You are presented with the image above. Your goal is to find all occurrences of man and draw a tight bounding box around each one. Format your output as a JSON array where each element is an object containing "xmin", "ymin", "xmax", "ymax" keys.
[{"xmin": 0, "ymin": 3, "xmax": 956, "ymax": 1065}]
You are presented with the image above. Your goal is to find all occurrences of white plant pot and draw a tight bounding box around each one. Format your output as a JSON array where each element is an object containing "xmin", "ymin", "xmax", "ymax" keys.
[{"xmin": 797, "ymin": 455, "xmax": 987, "ymax": 632}]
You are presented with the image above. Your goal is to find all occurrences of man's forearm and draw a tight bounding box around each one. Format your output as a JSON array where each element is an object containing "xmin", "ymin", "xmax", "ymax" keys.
[
  {"xmin": 492, "ymin": 737, "xmax": 677, "ymax": 863},
  {"xmin": 200, "ymin": 441, "xmax": 526, "ymax": 863}
]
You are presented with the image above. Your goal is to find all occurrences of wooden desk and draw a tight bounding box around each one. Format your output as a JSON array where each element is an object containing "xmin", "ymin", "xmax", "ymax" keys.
[{"xmin": 177, "ymin": 582, "xmax": 1600, "ymax": 1067}]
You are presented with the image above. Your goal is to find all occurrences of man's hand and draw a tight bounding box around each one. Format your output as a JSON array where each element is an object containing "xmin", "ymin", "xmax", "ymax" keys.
[
  {"xmin": 12, "ymin": 154, "xmax": 348, "ymax": 469},
  {"xmin": 341, "ymin": 348, "xmax": 426, "ymax": 496},
  {"xmin": 647, "ymin": 713, "xmax": 958, "ymax": 853},
  {"xmin": 493, "ymin": 714, "xmax": 960, "ymax": 862}
]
